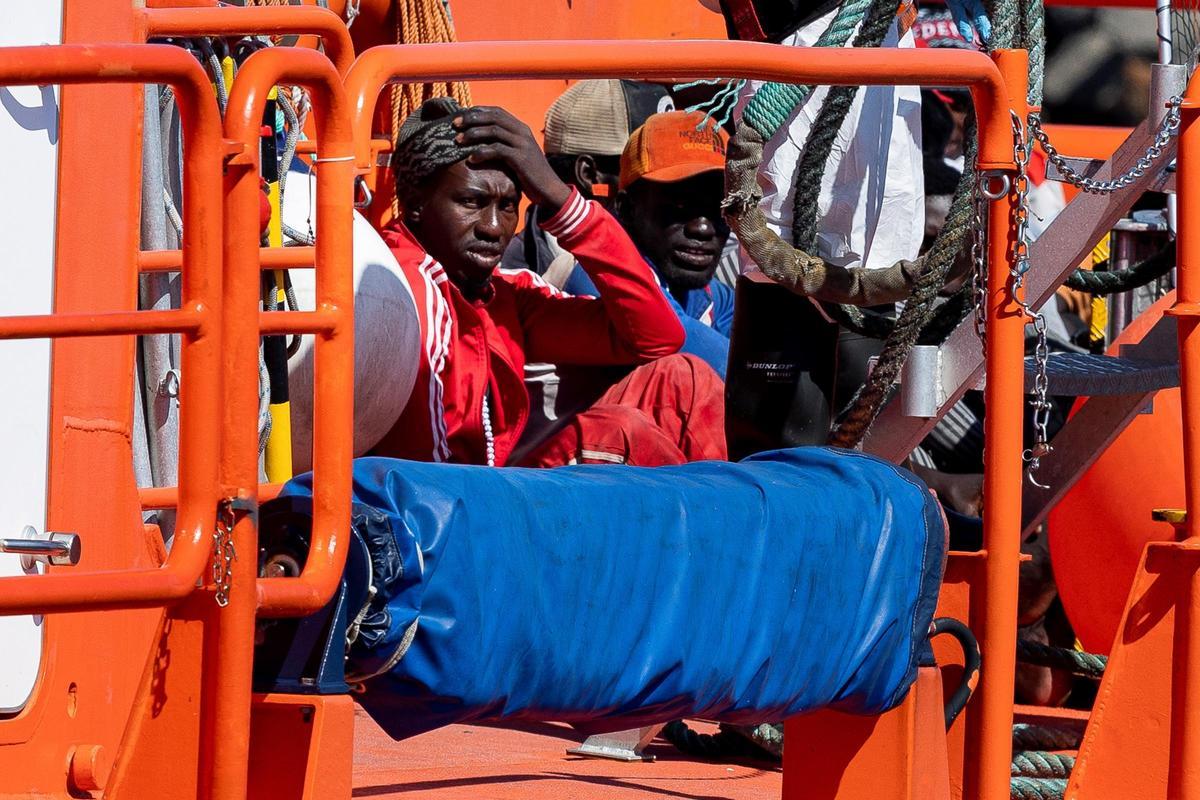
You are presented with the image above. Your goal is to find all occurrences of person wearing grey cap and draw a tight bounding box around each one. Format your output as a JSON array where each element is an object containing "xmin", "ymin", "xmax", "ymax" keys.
[{"xmin": 502, "ymin": 79, "xmax": 673, "ymax": 292}]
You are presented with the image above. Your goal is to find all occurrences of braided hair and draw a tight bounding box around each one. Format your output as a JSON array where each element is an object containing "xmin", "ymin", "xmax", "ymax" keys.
[{"xmin": 391, "ymin": 97, "xmax": 482, "ymax": 208}]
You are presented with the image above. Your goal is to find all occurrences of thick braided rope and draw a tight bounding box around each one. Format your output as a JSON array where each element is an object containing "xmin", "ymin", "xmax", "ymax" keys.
[
  {"xmin": 1023, "ymin": 0, "xmax": 1046, "ymax": 107},
  {"xmin": 825, "ymin": 282, "xmax": 973, "ymax": 343},
  {"xmin": 1010, "ymin": 777, "xmax": 1069, "ymax": 800},
  {"xmin": 1064, "ymin": 239, "xmax": 1175, "ymax": 294},
  {"xmin": 790, "ymin": 0, "xmax": 900, "ymax": 251},
  {"xmin": 742, "ymin": 0, "xmax": 875, "ymax": 138},
  {"xmin": 826, "ymin": 126, "xmax": 979, "ymax": 448},
  {"xmin": 1012, "ymin": 752, "xmax": 1076, "ymax": 779},
  {"xmin": 988, "ymin": 0, "xmax": 1020, "ymax": 49},
  {"xmin": 1016, "ymin": 639, "xmax": 1108, "ymax": 678},
  {"xmin": 1012, "ymin": 723, "xmax": 1083, "ymax": 751}
]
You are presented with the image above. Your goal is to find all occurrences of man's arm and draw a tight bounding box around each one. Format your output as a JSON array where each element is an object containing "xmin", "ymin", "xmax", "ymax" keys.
[
  {"xmin": 454, "ymin": 107, "xmax": 684, "ymax": 363},
  {"xmin": 513, "ymin": 189, "xmax": 685, "ymax": 364}
]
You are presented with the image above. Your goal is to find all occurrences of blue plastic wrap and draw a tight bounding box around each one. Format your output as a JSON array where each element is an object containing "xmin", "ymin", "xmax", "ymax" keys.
[{"xmin": 272, "ymin": 448, "xmax": 945, "ymax": 740}]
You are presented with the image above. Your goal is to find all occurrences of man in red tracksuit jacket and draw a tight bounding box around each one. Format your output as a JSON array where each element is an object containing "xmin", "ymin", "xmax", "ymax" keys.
[{"xmin": 370, "ymin": 98, "xmax": 727, "ymax": 467}]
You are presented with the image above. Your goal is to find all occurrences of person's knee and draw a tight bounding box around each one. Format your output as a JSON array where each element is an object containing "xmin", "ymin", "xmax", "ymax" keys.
[{"xmin": 643, "ymin": 352, "xmax": 722, "ymax": 390}]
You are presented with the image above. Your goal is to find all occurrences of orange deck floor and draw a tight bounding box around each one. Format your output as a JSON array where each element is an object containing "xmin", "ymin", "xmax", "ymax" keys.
[{"xmin": 352, "ymin": 709, "xmax": 781, "ymax": 799}]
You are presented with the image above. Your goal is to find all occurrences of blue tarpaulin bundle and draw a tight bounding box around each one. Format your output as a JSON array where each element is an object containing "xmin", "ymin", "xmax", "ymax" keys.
[{"xmin": 268, "ymin": 448, "xmax": 946, "ymax": 740}]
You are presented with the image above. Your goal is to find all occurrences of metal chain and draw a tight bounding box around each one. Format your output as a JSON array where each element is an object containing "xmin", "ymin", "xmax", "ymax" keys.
[
  {"xmin": 1010, "ymin": 112, "xmax": 1053, "ymax": 489},
  {"xmin": 971, "ymin": 174, "xmax": 990, "ymax": 355},
  {"xmin": 344, "ymin": 0, "xmax": 362, "ymax": 27},
  {"xmin": 212, "ymin": 500, "xmax": 238, "ymax": 607},
  {"xmin": 1028, "ymin": 95, "xmax": 1183, "ymax": 195}
]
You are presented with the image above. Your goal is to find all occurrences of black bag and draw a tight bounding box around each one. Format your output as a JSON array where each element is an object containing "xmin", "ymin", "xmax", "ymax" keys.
[{"xmin": 724, "ymin": 275, "xmax": 839, "ymax": 459}]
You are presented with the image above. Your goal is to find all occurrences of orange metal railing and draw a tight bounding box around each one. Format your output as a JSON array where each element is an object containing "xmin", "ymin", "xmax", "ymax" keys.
[
  {"xmin": 137, "ymin": 4, "xmax": 355, "ymax": 77},
  {"xmin": 221, "ymin": 48, "xmax": 355, "ymax": 621},
  {"xmin": 0, "ymin": 44, "xmax": 223, "ymax": 615}
]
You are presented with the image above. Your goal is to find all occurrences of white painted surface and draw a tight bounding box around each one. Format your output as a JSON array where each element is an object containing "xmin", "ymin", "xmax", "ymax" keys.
[{"xmin": 0, "ymin": 6, "xmax": 64, "ymax": 714}]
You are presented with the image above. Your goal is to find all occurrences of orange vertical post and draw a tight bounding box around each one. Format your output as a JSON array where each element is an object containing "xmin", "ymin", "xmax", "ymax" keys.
[
  {"xmin": 970, "ymin": 49, "xmax": 1026, "ymax": 800},
  {"xmin": 208, "ymin": 46, "xmax": 356, "ymax": 800},
  {"xmin": 1169, "ymin": 73, "xmax": 1200, "ymax": 800}
]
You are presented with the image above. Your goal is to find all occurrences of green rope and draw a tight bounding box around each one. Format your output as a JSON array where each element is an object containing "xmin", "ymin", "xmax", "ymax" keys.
[
  {"xmin": 1011, "ymin": 777, "xmax": 1068, "ymax": 800},
  {"xmin": 988, "ymin": 0, "xmax": 1020, "ymax": 49},
  {"xmin": 742, "ymin": 0, "xmax": 876, "ymax": 138},
  {"xmin": 1016, "ymin": 640, "xmax": 1108, "ymax": 678},
  {"xmin": 823, "ymin": 277, "xmax": 974, "ymax": 343},
  {"xmin": 1012, "ymin": 751, "xmax": 1076, "ymax": 779},
  {"xmin": 1023, "ymin": 0, "xmax": 1045, "ymax": 107},
  {"xmin": 1064, "ymin": 239, "xmax": 1175, "ymax": 295},
  {"xmin": 826, "ymin": 125, "xmax": 979, "ymax": 448}
]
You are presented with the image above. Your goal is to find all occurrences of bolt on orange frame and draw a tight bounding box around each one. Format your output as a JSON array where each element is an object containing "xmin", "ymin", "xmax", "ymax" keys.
[
  {"xmin": 343, "ymin": 39, "xmax": 1022, "ymax": 800},
  {"xmin": 0, "ymin": 43, "xmax": 223, "ymax": 615}
]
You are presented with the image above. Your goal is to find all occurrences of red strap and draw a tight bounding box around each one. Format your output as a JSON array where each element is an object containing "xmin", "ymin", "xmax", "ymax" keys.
[{"xmin": 721, "ymin": 0, "xmax": 768, "ymax": 41}]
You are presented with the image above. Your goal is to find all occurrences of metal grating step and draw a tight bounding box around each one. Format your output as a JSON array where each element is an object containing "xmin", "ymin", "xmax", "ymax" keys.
[{"xmin": 1025, "ymin": 352, "xmax": 1178, "ymax": 396}]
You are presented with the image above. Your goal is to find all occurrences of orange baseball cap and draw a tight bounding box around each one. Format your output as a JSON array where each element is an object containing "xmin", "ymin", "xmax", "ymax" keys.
[{"xmin": 619, "ymin": 111, "xmax": 728, "ymax": 190}]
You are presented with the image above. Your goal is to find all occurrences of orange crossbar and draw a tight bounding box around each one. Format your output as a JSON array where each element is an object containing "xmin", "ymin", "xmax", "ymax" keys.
[
  {"xmin": 344, "ymin": 40, "xmax": 1014, "ymax": 172},
  {"xmin": 138, "ymin": 5, "xmax": 355, "ymax": 77},
  {"xmin": 222, "ymin": 48, "xmax": 355, "ymax": 622},
  {"xmin": 0, "ymin": 44, "xmax": 222, "ymax": 616},
  {"xmin": 0, "ymin": 306, "xmax": 206, "ymax": 339},
  {"xmin": 139, "ymin": 247, "xmax": 317, "ymax": 272}
]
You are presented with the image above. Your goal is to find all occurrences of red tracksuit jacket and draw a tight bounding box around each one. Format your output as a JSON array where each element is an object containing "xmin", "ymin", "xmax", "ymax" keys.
[{"xmin": 372, "ymin": 188, "xmax": 685, "ymax": 466}]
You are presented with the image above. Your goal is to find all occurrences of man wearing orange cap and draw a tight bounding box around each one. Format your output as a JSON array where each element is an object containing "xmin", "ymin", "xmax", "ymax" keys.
[{"xmin": 617, "ymin": 112, "xmax": 735, "ymax": 357}]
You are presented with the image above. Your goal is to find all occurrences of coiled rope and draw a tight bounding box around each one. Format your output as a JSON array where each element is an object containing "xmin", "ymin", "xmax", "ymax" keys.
[
  {"xmin": 1011, "ymin": 776, "xmax": 1068, "ymax": 800},
  {"xmin": 1012, "ymin": 723, "xmax": 1083, "ymax": 751},
  {"xmin": 1012, "ymin": 751, "xmax": 1076, "ymax": 778}
]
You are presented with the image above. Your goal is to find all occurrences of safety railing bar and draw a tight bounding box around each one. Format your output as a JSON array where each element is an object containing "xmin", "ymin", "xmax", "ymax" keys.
[
  {"xmin": 0, "ymin": 44, "xmax": 224, "ymax": 617},
  {"xmin": 138, "ymin": 5, "xmax": 354, "ymax": 76},
  {"xmin": 343, "ymin": 41, "xmax": 1013, "ymax": 172},
  {"xmin": 259, "ymin": 309, "xmax": 338, "ymax": 335},
  {"xmin": 141, "ymin": 482, "xmax": 284, "ymax": 511},
  {"xmin": 0, "ymin": 307, "xmax": 207, "ymax": 340},
  {"xmin": 139, "ymin": 246, "xmax": 316, "ymax": 272},
  {"xmin": 223, "ymin": 48, "xmax": 354, "ymax": 622},
  {"xmin": 295, "ymin": 136, "xmax": 392, "ymax": 155}
]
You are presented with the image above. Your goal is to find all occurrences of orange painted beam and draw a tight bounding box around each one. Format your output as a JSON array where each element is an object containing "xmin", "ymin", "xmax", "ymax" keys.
[
  {"xmin": 222, "ymin": 48, "xmax": 356, "ymax": 622},
  {"xmin": 0, "ymin": 44, "xmax": 222, "ymax": 616},
  {"xmin": 971, "ymin": 48, "xmax": 1029, "ymax": 800},
  {"xmin": 138, "ymin": 5, "xmax": 355, "ymax": 76},
  {"xmin": 1166, "ymin": 73, "xmax": 1200, "ymax": 799},
  {"xmin": 345, "ymin": 40, "xmax": 1015, "ymax": 172},
  {"xmin": 140, "ymin": 247, "xmax": 317, "ymax": 272}
]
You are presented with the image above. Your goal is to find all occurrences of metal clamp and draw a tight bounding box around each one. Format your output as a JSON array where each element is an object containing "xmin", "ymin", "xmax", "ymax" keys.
[{"xmin": 0, "ymin": 526, "xmax": 81, "ymax": 569}]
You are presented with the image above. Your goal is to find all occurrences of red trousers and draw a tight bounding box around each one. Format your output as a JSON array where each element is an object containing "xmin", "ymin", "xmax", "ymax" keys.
[{"xmin": 523, "ymin": 354, "xmax": 727, "ymax": 467}]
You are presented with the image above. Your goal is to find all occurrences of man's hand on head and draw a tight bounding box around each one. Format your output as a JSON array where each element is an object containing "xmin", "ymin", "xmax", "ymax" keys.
[{"xmin": 453, "ymin": 106, "xmax": 572, "ymax": 217}]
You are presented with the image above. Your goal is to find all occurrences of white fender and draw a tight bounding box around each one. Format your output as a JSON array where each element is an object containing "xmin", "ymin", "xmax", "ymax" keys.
[{"xmin": 281, "ymin": 169, "xmax": 420, "ymax": 474}]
